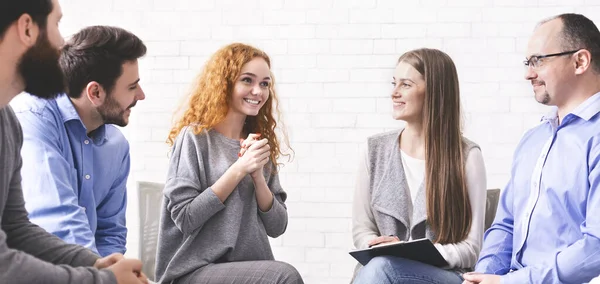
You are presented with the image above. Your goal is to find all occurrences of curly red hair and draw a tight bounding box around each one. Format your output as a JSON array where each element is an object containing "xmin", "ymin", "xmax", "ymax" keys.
[{"xmin": 167, "ymin": 43, "xmax": 291, "ymax": 168}]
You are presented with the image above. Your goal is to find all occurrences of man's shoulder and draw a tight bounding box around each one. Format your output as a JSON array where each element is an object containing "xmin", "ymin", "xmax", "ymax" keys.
[{"xmin": 10, "ymin": 93, "xmax": 61, "ymax": 124}]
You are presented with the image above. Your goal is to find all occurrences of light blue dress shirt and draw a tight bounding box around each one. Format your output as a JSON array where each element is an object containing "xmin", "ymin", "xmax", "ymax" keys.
[
  {"xmin": 475, "ymin": 92, "xmax": 600, "ymax": 283},
  {"xmin": 12, "ymin": 93, "xmax": 130, "ymax": 257}
]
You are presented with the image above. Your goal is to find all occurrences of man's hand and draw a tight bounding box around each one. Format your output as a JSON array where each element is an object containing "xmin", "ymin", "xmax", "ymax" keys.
[
  {"xmin": 462, "ymin": 272, "xmax": 501, "ymax": 284},
  {"xmin": 107, "ymin": 259, "xmax": 148, "ymax": 284},
  {"xmin": 94, "ymin": 253, "xmax": 125, "ymax": 269}
]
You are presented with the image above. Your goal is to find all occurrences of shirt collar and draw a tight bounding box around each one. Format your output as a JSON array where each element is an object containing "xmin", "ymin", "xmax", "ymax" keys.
[
  {"xmin": 56, "ymin": 94, "xmax": 108, "ymax": 144},
  {"xmin": 541, "ymin": 91, "xmax": 600, "ymax": 123}
]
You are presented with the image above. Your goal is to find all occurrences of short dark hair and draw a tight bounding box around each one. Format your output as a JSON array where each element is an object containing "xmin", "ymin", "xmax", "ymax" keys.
[
  {"xmin": 0, "ymin": 0, "xmax": 53, "ymax": 39},
  {"xmin": 60, "ymin": 26, "xmax": 147, "ymax": 98},
  {"xmin": 543, "ymin": 13, "xmax": 600, "ymax": 73}
]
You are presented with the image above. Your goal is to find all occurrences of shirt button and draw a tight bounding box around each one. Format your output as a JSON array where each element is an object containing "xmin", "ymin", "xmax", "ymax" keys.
[
  {"xmin": 84, "ymin": 140, "xmax": 90, "ymax": 145},
  {"xmin": 85, "ymin": 174, "xmax": 91, "ymax": 180}
]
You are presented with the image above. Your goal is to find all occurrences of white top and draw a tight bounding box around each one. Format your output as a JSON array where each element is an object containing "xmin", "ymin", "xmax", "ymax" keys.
[
  {"xmin": 400, "ymin": 150, "xmax": 426, "ymax": 205},
  {"xmin": 352, "ymin": 145, "xmax": 488, "ymax": 269}
]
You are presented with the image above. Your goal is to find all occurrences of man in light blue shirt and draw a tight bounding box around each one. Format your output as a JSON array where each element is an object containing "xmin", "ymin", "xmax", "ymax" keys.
[
  {"xmin": 12, "ymin": 25, "xmax": 146, "ymax": 257},
  {"xmin": 463, "ymin": 13, "xmax": 600, "ymax": 284}
]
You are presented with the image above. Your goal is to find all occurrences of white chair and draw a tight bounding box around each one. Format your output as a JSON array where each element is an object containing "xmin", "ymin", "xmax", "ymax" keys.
[{"xmin": 137, "ymin": 181, "xmax": 165, "ymax": 282}]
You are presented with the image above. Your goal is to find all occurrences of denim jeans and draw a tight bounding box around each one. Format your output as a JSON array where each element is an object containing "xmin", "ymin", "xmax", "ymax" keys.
[{"xmin": 353, "ymin": 256, "xmax": 463, "ymax": 284}]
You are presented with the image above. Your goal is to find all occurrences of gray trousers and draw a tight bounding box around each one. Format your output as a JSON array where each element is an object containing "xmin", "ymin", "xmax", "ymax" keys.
[{"xmin": 175, "ymin": 260, "xmax": 304, "ymax": 284}]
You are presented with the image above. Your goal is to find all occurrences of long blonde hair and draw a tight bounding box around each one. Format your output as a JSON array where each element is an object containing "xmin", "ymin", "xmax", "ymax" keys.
[{"xmin": 398, "ymin": 48, "xmax": 471, "ymax": 244}]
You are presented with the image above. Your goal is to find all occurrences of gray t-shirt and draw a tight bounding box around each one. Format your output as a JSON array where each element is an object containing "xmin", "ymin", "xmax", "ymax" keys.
[
  {"xmin": 0, "ymin": 106, "xmax": 116, "ymax": 283},
  {"xmin": 155, "ymin": 127, "xmax": 289, "ymax": 283}
]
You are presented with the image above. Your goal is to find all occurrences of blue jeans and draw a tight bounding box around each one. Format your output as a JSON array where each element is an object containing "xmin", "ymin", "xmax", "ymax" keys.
[{"xmin": 353, "ymin": 256, "xmax": 463, "ymax": 284}]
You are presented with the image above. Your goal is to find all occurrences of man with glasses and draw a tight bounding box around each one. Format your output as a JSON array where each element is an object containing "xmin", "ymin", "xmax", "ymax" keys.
[{"xmin": 463, "ymin": 13, "xmax": 600, "ymax": 284}]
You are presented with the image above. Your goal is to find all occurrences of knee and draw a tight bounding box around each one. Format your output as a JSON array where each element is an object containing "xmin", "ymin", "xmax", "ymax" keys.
[
  {"xmin": 353, "ymin": 256, "xmax": 393, "ymax": 284},
  {"xmin": 272, "ymin": 261, "xmax": 303, "ymax": 284}
]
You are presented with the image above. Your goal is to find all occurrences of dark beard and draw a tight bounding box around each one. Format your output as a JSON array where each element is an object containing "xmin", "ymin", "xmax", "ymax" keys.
[
  {"xmin": 18, "ymin": 31, "xmax": 66, "ymax": 99},
  {"xmin": 98, "ymin": 95, "xmax": 135, "ymax": 127}
]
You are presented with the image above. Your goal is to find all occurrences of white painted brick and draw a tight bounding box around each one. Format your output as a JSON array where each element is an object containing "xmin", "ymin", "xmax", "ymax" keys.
[
  {"xmin": 279, "ymin": 173, "xmax": 312, "ymax": 187},
  {"xmin": 173, "ymin": 0, "xmax": 217, "ymax": 11},
  {"xmin": 330, "ymin": 40, "xmax": 373, "ymax": 55},
  {"xmin": 482, "ymin": 7, "xmax": 530, "ymax": 22},
  {"xmin": 284, "ymin": 0, "xmax": 334, "ymax": 9},
  {"xmin": 396, "ymin": 38, "xmax": 444, "ymax": 53},
  {"xmin": 146, "ymin": 70, "xmax": 174, "ymax": 84},
  {"xmin": 306, "ymin": 218, "xmax": 351, "ymax": 233},
  {"xmin": 306, "ymin": 248, "xmax": 350, "ymax": 262},
  {"xmin": 392, "ymin": 8, "xmax": 438, "ymax": 23},
  {"xmin": 112, "ymin": 0, "xmax": 147, "ymax": 11},
  {"xmin": 530, "ymin": 7, "xmax": 577, "ymax": 21},
  {"xmin": 306, "ymin": 69, "xmax": 350, "ymax": 83},
  {"xmin": 283, "ymin": 232, "xmax": 325, "ymax": 247},
  {"xmin": 350, "ymin": 69, "xmax": 390, "ymax": 83},
  {"xmin": 309, "ymin": 143, "xmax": 336, "ymax": 158},
  {"xmin": 373, "ymin": 40, "xmax": 396, "ymax": 54},
  {"xmin": 492, "ymin": 0, "xmax": 537, "ymax": 6},
  {"xmin": 278, "ymin": 69, "xmax": 307, "ymax": 83},
  {"xmin": 463, "ymin": 96, "xmax": 510, "ymax": 113},
  {"xmin": 356, "ymin": 114, "xmax": 403, "ymax": 128},
  {"xmin": 287, "ymin": 202, "xmax": 352, "ymax": 218},
  {"xmin": 377, "ymin": 97, "xmax": 393, "ymax": 112},
  {"xmin": 332, "ymin": 98, "xmax": 377, "ymax": 113},
  {"xmin": 377, "ymin": 0, "xmax": 421, "ymax": 8},
  {"xmin": 316, "ymin": 55, "xmax": 396, "ymax": 69},
  {"xmin": 152, "ymin": 56, "xmax": 190, "ymax": 69},
  {"xmin": 259, "ymin": 0, "xmax": 284, "ymax": 9},
  {"xmin": 271, "ymin": 247, "xmax": 306, "ymax": 262},
  {"xmin": 437, "ymin": 7, "xmax": 484, "ymax": 22},
  {"xmin": 331, "ymin": 262, "xmax": 357, "ymax": 278},
  {"xmin": 427, "ymin": 23, "xmax": 471, "ymax": 37},
  {"xmin": 232, "ymin": 25, "xmax": 279, "ymax": 40},
  {"xmin": 275, "ymin": 25, "xmax": 316, "ymax": 39},
  {"xmin": 277, "ymin": 83, "xmax": 324, "ymax": 99},
  {"xmin": 324, "ymin": 188, "xmax": 354, "ymax": 203},
  {"xmin": 264, "ymin": 11, "xmax": 306, "ymax": 25},
  {"xmin": 323, "ymin": 83, "xmax": 390, "ymax": 98},
  {"xmin": 349, "ymin": 9, "xmax": 394, "ymax": 24},
  {"xmin": 310, "ymin": 173, "xmax": 355, "ymax": 188},
  {"xmin": 306, "ymin": 10, "xmax": 349, "ymax": 24},
  {"xmin": 472, "ymin": 23, "xmax": 534, "ymax": 38},
  {"xmin": 334, "ymin": 143, "xmax": 360, "ymax": 157},
  {"xmin": 285, "ymin": 113, "xmax": 312, "ymax": 128},
  {"xmin": 287, "ymin": 98, "xmax": 332, "ymax": 112},
  {"xmin": 445, "ymin": 0, "xmax": 489, "ymax": 7},
  {"xmin": 316, "ymin": 24, "xmax": 381, "ymax": 39},
  {"xmin": 246, "ymin": 40, "xmax": 288, "ymax": 55},
  {"xmin": 287, "ymin": 39, "xmax": 330, "ymax": 55},
  {"xmin": 221, "ymin": 11, "xmax": 263, "ymax": 25},
  {"xmin": 382, "ymin": 24, "xmax": 428, "ymax": 39},
  {"xmin": 325, "ymin": 233, "xmax": 354, "ymax": 249},
  {"xmin": 332, "ymin": 0, "xmax": 376, "ymax": 9},
  {"xmin": 497, "ymin": 53, "xmax": 525, "ymax": 68},
  {"xmin": 312, "ymin": 114, "xmax": 356, "ymax": 128},
  {"xmin": 510, "ymin": 97, "xmax": 552, "ymax": 113},
  {"xmin": 294, "ymin": 263, "xmax": 330, "ymax": 278},
  {"xmin": 144, "ymin": 41, "xmax": 181, "ymax": 56},
  {"xmin": 272, "ymin": 55, "xmax": 317, "ymax": 69}
]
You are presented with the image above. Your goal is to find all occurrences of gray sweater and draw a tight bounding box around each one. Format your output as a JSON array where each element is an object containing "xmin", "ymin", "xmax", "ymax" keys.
[
  {"xmin": 155, "ymin": 127, "xmax": 289, "ymax": 283},
  {"xmin": 0, "ymin": 106, "xmax": 116, "ymax": 283}
]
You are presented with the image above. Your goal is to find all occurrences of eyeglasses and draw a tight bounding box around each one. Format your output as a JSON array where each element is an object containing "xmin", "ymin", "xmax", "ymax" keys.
[{"xmin": 523, "ymin": 49, "xmax": 581, "ymax": 69}]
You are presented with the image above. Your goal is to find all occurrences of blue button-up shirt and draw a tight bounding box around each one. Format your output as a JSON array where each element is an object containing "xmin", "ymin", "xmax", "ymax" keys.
[
  {"xmin": 12, "ymin": 93, "xmax": 129, "ymax": 257},
  {"xmin": 475, "ymin": 92, "xmax": 600, "ymax": 283}
]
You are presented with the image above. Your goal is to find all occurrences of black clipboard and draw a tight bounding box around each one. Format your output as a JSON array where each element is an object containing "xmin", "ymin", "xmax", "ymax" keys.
[{"xmin": 349, "ymin": 238, "xmax": 448, "ymax": 268}]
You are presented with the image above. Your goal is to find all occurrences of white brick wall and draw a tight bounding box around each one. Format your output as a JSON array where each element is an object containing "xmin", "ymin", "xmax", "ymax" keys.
[{"xmin": 57, "ymin": 0, "xmax": 600, "ymax": 282}]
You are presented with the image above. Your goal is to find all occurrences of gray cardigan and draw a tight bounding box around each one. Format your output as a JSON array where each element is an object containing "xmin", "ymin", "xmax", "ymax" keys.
[
  {"xmin": 155, "ymin": 127, "xmax": 289, "ymax": 283},
  {"xmin": 367, "ymin": 129, "xmax": 479, "ymax": 244}
]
